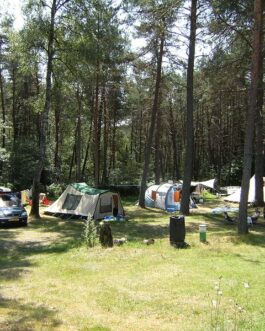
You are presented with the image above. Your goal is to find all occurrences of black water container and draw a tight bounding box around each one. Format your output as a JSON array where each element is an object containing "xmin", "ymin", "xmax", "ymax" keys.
[{"xmin": 169, "ymin": 215, "xmax": 185, "ymax": 245}]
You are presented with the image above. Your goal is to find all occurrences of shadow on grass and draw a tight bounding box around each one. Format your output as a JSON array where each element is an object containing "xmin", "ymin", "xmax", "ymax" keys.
[
  {"xmin": 111, "ymin": 220, "xmax": 169, "ymax": 241},
  {"xmin": 230, "ymin": 230, "xmax": 265, "ymax": 247},
  {"xmin": 0, "ymin": 215, "xmax": 84, "ymax": 283},
  {"xmin": 0, "ymin": 216, "xmax": 81, "ymax": 330},
  {"xmin": 0, "ymin": 228, "xmax": 33, "ymax": 282},
  {"xmin": 0, "ymin": 257, "xmax": 32, "ymax": 281},
  {"xmin": 126, "ymin": 206, "xmax": 169, "ymax": 219},
  {"xmin": 112, "ymin": 205, "xmax": 175, "ymax": 240},
  {"xmin": 0, "ymin": 296, "xmax": 61, "ymax": 330},
  {"xmin": 30, "ymin": 215, "xmax": 83, "ymax": 236}
]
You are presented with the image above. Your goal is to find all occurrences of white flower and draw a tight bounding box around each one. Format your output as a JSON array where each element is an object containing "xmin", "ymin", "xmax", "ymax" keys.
[{"xmin": 244, "ymin": 282, "xmax": 250, "ymax": 288}]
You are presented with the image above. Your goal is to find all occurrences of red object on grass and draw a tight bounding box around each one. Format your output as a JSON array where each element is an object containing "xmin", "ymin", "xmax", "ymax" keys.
[
  {"xmin": 28, "ymin": 198, "xmax": 51, "ymax": 206},
  {"xmin": 42, "ymin": 197, "xmax": 52, "ymax": 206}
]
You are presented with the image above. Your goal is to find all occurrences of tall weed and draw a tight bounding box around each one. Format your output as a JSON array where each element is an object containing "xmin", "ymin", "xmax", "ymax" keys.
[{"xmin": 83, "ymin": 214, "xmax": 98, "ymax": 248}]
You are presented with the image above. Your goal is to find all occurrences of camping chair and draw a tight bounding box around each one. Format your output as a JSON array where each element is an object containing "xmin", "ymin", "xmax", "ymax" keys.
[
  {"xmin": 251, "ymin": 208, "xmax": 260, "ymax": 224},
  {"xmin": 224, "ymin": 212, "xmax": 236, "ymax": 224}
]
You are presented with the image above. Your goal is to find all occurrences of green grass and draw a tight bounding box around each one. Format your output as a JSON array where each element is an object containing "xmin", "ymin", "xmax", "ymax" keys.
[{"xmin": 1, "ymin": 199, "xmax": 265, "ymax": 330}]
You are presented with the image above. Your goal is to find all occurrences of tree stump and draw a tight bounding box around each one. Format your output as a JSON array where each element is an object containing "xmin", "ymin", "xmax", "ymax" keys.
[{"xmin": 99, "ymin": 222, "xmax": 113, "ymax": 248}]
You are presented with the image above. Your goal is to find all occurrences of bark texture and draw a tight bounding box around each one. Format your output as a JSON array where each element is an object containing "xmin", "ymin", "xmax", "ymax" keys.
[{"xmin": 238, "ymin": 0, "xmax": 264, "ymax": 233}]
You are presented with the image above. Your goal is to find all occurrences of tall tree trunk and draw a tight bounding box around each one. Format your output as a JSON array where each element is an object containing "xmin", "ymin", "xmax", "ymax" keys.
[
  {"xmin": 0, "ymin": 66, "xmax": 6, "ymax": 175},
  {"xmin": 93, "ymin": 66, "xmax": 100, "ymax": 188},
  {"xmin": 54, "ymin": 83, "xmax": 62, "ymax": 182},
  {"xmin": 138, "ymin": 33, "xmax": 165, "ymax": 208},
  {"xmin": 254, "ymin": 49, "xmax": 264, "ymax": 206},
  {"xmin": 11, "ymin": 67, "xmax": 18, "ymax": 141},
  {"xmin": 0, "ymin": 67, "xmax": 6, "ymax": 149},
  {"xmin": 168, "ymin": 99, "xmax": 180, "ymax": 180},
  {"xmin": 81, "ymin": 121, "xmax": 93, "ymax": 180},
  {"xmin": 98, "ymin": 84, "xmax": 104, "ymax": 182},
  {"xmin": 30, "ymin": 0, "xmax": 57, "ymax": 219},
  {"xmin": 68, "ymin": 143, "xmax": 75, "ymax": 181},
  {"xmin": 93, "ymin": 10, "xmax": 103, "ymax": 188},
  {"xmin": 76, "ymin": 89, "xmax": 82, "ymax": 181},
  {"xmin": 69, "ymin": 122, "xmax": 78, "ymax": 181},
  {"xmin": 238, "ymin": 0, "xmax": 264, "ymax": 233},
  {"xmin": 180, "ymin": 0, "xmax": 197, "ymax": 215},
  {"xmin": 139, "ymin": 108, "xmax": 143, "ymax": 163},
  {"xmin": 110, "ymin": 106, "xmax": 117, "ymax": 172},
  {"xmin": 10, "ymin": 66, "xmax": 18, "ymax": 184},
  {"xmin": 102, "ymin": 88, "xmax": 109, "ymax": 185},
  {"xmin": 155, "ymin": 90, "xmax": 162, "ymax": 184}
]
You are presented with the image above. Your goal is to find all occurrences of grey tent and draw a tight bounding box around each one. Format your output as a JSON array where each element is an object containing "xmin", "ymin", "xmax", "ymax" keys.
[{"xmin": 45, "ymin": 183, "xmax": 124, "ymax": 219}]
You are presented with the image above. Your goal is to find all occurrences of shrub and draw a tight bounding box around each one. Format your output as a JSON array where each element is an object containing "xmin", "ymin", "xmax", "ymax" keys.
[{"xmin": 83, "ymin": 214, "xmax": 98, "ymax": 248}]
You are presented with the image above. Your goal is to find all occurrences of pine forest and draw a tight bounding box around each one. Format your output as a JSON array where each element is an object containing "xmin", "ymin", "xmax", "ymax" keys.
[{"xmin": 0, "ymin": 1, "xmax": 264, "ymax": 218}]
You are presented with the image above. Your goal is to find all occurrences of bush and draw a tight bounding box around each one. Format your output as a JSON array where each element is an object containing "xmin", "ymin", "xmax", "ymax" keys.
[{"xmin": 83, "ymin": 214, "xmax": 98, "ymax": 248}]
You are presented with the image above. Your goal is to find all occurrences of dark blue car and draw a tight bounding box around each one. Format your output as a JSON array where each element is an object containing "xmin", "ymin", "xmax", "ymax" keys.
[{"xmin": 0, "ymin": 193, "xmax": 28, "ymax": 226}]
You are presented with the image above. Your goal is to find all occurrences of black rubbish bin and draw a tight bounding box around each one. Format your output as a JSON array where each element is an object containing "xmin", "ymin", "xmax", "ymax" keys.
[{"xmin": 169, "ymin": 215, "xmax": 185, "ymax": 246}]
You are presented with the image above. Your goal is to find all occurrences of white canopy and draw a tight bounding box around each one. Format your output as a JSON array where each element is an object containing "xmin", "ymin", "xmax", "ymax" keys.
[
  {"xmin": 224, "ymin": 176, "xmax": 265, "ymax": 203},
  {"xmin": 190, "ymin": 179, "xmax": 216, "ymax": 190}
]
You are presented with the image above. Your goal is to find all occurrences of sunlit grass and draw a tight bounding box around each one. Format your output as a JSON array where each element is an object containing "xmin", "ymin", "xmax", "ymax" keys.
[{"xmin": 0, "ymin": 199, "xmax": 265, "ymax": 330}]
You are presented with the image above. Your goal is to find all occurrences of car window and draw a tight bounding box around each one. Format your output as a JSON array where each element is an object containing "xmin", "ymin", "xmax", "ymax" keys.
[{"xmin": 0, "ymin": 194, "xmax": 20, "ymax": 207}]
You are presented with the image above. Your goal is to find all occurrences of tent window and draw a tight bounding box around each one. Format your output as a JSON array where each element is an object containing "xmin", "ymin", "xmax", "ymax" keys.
[
  {"xmin": 62, "ymin": 194, "xmax": 82, "ymax": 210},
  {"xmin": 100, "ymin": 197, "xmax": 112, "ymax": 213},
  {"xmin": 174, "ymin": 191, "xmax": 181, "ymax": 202}
]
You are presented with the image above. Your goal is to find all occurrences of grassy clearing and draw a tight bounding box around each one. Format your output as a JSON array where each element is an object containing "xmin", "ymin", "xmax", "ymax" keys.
[{"xmin": 1, "ymin": 198, "xmax": 265, "ymax": 331}]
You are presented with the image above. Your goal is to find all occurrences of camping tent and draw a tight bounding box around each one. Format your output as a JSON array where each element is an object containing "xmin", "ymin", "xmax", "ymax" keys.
[
  {"xmin": 224, "ymin": 176, "xmax": 265, "ymax": 203},
  {"xmin": 145, "ymin": 179, "xmax": 216, "ymax": 211},
  {"xmin": 45, "ymin": 183, "xmax": 124, "ymax": 219},
  {"xmin": 145, "ymin": 183, "xmax": 182, "ymax": 212}
]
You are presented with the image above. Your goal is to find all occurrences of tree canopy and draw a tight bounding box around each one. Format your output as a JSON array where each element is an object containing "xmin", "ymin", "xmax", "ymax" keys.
[{"xmin": 0, "ymin": 0, "xmax": 264, "ymax": 231}]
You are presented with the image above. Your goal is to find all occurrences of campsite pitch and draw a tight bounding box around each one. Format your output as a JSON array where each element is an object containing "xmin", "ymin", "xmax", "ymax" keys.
[{"xmin": 1, "ymin": 200, "xmax": 265, "ymax": 330}]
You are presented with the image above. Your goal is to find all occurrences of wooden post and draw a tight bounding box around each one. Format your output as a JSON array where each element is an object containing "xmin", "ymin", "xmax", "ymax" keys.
[{"xmin": 99, "ymin": 222, "xmax": 113, "ymax": 248}]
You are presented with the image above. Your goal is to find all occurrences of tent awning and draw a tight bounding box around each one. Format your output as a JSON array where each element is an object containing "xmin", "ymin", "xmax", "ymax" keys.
[{"xmin": 71, "ymin": 183, "xmax": 108, "ymax": 195}]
